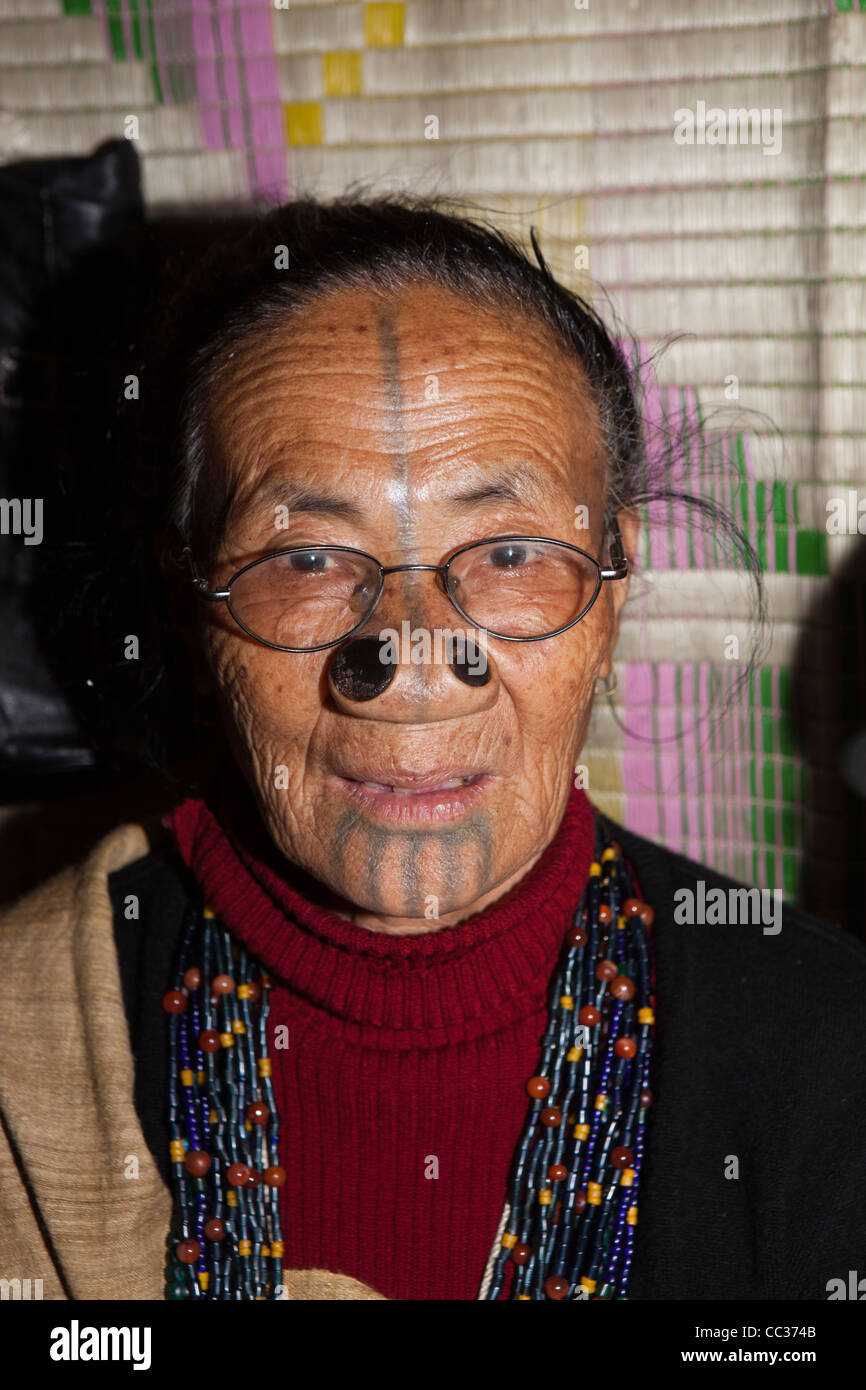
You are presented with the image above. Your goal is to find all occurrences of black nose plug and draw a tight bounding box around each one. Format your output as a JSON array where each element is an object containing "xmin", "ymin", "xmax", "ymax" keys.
[
  {"xmin": 450, "ymin": 636, "xmax": 491, "ymax": 687},
  {"xmin": 329, "ymin": 635, "xmax": 397, "ymax": 702},
  {"xmin": 329, "ymin": 634, "xmax": 492, "ymax": 702}
]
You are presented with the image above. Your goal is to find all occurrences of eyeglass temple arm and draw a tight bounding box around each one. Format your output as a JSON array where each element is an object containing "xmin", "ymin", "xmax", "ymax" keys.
[
  {"xmin": 183, "ymin": 546, "xmax": 231, "ymax": 601},
  {"xmin": 599, "ymin": 518, "xmax": 629, "ymax": 581}
]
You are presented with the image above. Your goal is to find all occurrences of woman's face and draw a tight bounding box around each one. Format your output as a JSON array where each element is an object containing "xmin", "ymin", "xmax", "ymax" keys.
[{"xmin": 193, "ymin": 282, "xmax": 636, "ymax": 933}]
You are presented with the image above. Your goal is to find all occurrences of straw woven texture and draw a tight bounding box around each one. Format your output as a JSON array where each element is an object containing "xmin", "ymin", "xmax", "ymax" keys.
[{"xmin": 2, "ymin": 0, "xmax": 863, "ymax": 925}]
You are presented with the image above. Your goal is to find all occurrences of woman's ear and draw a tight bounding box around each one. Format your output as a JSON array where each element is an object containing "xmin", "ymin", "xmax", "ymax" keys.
[
  {"xmin": 597, "ymin": 507, "xmax": 640, "ymax": 682},
  {"xmin": 158, "ymin": 532, "xmax": 217, "ymax": 696}
]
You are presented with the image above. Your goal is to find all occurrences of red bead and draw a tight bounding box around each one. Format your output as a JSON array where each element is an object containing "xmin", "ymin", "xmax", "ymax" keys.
[
  {"xmin": 211, "ymin": 974, "xmax": 235, "ymax": 995},
  {"xmin": 198, "ymin": 1030, "xmax": 221, "ymax": 1053},
  {"xmin": 204, "ymin": 1218, "xmax": 226, "ymax": 1242},
  {"xmin": 161, "ymin": 989, "xmax": 187, "ymax": 1014},
  {"xmin": 226, "ymin": 1162, "xmax": 250, "ymax": 1187},
  {"xmin": 639, "ymin": 1088, "xmax": 653, "ymax": 1109},
  {"xmin": 611, "ymin": 1146, "xmax": 635, "ymax": 1170},
  {"xmin": 548, "ymin": 1164, "xmax": 567, "ymax": 1182},
  {"xmin": 526, "ymin": 1076, "xmax": 551, "ymax": 1100},
  {"xmin": 246, "ymin": 1101, "xmax": 270, "ymax": 1126},
  {"xmin": 566, "ymin": 925, "xmax": 588, "ymax": 948},
  {"xmin": 578, "ymin": 1005, "xmax": 600, "ymax": 1027},
  {"xmin": 623, "ymin": 898, "xmax": 643, "ymax": 917},
  {"xmin": 544, "ymin": 1275, "xmax": 570, "ymax": 1300},
  {"xmin": 596, "ymin": 958, "xmax": 617, "ymax": 981},
  {"xmin": 184, "ymin": 1150, "xmax": 211, "ymax": 1178},
  {"xmin": 245, "ymin": 1168, "xmax": 262, "ymax": 1187},
  {"xmin": 540, "ymin": 1106, "xmax": 562, "ymax": 1128},
  {"xmin": 609, "ymin": 975, "xmax": 636, "ymax": 1001},
  {"xmin": 264, "ymin": 1165, "xmax": 286, "ymax": 1188},
  {"xmin": 614, "ymin": 1036, "xmax": 637, "ymax": 1058},
  {"xmin": 247, "ymin": 979, "xmax": 262, "ymax": 1003},
  {"xmin": 175, "ymin": 1239, "xmax": 200, "ymax": 1264},
  {"xmin": 510, "ymin": 1243, "xmax": 531, "ymax": 1266},
  {"xmin": 183, "ymin": 967, "xmax": 202, "ymax": 991},
  {"xmin": 574, "ymin": 1189, "xmax": 587, "ymax": 1214},
  {"xmin": 639, "ymin": 904, "xmax": 655, "ymax": 926},
  {"xmin": 597, "ymin": 903, "xmax": 613, "ymax": 924}
]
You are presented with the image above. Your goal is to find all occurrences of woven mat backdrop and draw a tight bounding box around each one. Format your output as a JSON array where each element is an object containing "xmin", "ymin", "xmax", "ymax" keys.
[{"xmin": 2, "ymin": 0, "xmax": 864, "ymax": 928}]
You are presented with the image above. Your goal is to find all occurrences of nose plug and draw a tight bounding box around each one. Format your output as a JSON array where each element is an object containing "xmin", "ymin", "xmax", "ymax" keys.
[{"xmin": 329, "ymin": 634, "xmax": 491, "ymax": 703}]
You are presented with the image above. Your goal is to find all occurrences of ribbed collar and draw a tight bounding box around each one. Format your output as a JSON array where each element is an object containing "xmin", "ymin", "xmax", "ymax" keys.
[{"xmin": 165, "ymin": 772, "xmax": 597, "ymax": 1048}]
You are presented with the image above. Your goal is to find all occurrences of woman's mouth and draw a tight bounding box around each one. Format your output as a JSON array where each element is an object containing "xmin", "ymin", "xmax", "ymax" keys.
[{"xmin": 329, "ymin": 771, "xmax": 494, "ymax": 822}]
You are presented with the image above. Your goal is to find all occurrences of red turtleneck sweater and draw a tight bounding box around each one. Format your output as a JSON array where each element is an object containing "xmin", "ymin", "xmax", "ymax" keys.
[{"xmin": 166, "ymin": 781, "xmax": 596, "ymax": 1301}]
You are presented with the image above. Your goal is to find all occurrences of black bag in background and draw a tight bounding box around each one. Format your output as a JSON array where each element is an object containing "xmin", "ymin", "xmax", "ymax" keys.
[{"xmin": 0, "ymin": 139, "xmax": 144, "ymax": 787}]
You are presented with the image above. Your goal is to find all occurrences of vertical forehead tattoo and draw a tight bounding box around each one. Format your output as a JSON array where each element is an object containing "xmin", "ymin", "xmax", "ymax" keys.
[{"xmin": 375, "ymin": 304, "xmax": 419, "ymax": 561}]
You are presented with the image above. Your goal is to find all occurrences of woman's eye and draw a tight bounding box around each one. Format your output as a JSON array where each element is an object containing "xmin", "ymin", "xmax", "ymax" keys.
[
  {"xmin": 489, "ymin": 544, "xmax": 529, "ymax": 568},
  {"xmin": 288, "ymin": 550, "xmax": 330, "ymax": 572}
]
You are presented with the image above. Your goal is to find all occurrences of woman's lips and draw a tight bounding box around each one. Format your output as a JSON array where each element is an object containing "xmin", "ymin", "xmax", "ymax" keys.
[{"xmin": 329, "ymin": 772, "xmax": 494, "ymax": 823}]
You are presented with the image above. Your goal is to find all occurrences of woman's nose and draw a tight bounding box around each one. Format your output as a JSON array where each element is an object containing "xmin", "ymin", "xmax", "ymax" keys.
[
  {"xmin": 327, "ymin": 569, "xmax": 495, "ymax": 712},
  {"xmin": 329, "ymin": 629, "xmax": 491, "ymax": 703}
]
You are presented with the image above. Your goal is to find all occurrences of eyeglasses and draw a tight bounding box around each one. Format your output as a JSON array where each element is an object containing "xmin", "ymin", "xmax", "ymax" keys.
[{"xmin": 185, "ymin": 522, "xmax": 628, "ymax": 653}]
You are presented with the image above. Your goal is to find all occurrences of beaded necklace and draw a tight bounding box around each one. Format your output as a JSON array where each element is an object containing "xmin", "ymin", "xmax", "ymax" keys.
[{"xmin": 163, "ymin": 814, "xmax": 654, "ymax": 1300}]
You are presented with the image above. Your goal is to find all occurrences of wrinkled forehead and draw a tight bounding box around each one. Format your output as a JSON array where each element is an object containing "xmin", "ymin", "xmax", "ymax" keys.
[{"xmin": 198, "ymin": 282, "xmax": 608, "ymax": 547}]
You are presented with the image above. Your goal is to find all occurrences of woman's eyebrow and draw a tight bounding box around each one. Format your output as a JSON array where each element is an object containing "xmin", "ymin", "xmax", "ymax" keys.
[
  {"xmin": 227, "ymin": 478, "xmax": 366, "ymax": 528},
  {"xmin": 442, "ymin": 462, "xmax": 564, "ymax": 511}
]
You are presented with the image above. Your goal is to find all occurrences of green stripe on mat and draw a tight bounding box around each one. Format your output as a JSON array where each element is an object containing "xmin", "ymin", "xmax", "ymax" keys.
[
  {"xmin": 63, "ymin": 0, "xmax": 92, "ymax": 12},
  {"xmin": 106, "ymin": 0, "xmax": 125, "ymax": 60},
  {"xmin": 128, "ymin": 0, "xmax": 144, "ymax": 62}
]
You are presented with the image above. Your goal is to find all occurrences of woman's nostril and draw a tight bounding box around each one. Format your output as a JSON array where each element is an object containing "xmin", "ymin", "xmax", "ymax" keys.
[{"xmin": 329, "ymin": 634, "xmax": 397, "ymax": 702}]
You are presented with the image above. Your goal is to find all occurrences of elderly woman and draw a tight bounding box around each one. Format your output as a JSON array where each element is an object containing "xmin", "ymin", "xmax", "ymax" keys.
[{"xmin": 1, "ymin": 196, "xmax": 864, "ymax": 1303}]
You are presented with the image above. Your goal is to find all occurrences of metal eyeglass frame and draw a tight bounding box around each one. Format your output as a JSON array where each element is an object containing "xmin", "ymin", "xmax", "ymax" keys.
[{"xmin": 185, "ymin": 518, "xmax": 629, "ymax": 654}]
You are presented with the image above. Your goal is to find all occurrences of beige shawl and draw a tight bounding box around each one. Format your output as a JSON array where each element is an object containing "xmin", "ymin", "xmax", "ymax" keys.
[{"xmin": 0, "ymin": 824, "xmax": 384, "ymax": 1300}]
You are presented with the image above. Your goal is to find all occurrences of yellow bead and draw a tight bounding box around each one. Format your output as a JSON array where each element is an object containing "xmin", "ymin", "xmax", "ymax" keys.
[
  {"xmin": 538, "ymin": 1189, "xmax": 552, "ymax": 1205},
  {"xmin": 620, "ymin": 1167, "xmax": 635, "ymax": 1187},
  {"xmin": 169, "ymin": 1140, "xmax": 185, "ymax": 1163},
  {"xmin": 261, "ymin": 1245, "xmax": 270, "ymax": 1258},
  {"xmin": 226, "ymin": 1190, "xmax": 238, "ymax": 1207},
  {"xmin": 258, "ymin": 1058, "xmax": 272, "ymax": 1077},
  {"xmin": 517, "ymin": 1294, "xmax": 532, "ymax": 1300},
  {"xmin": 501, "ymin": 1233, "xmax": 517, "ymax": 1250},
  {"xmin": 587, "ymin": 1182, "xmax": 602, "ymax": 1205},
  {"xmin": 271, "ymin": 1241, "xmax": 284, "ymax": 1258},
  {"xmin": 238, "ymin": 1240, "xmax": 252, "ymax": 1256},
  {"xmin": 595, "ymin": 1093, "xmax": 607, "ymax": 1111},
  {"xmin": 589, "ymin": 861, "xmax": 602, "ymax": 876},
  {"xmin": 627, "ymin": 1205, "xmax": 639, "ymax": 1225},
  {"xmin": 203, "ymin": 906, "xmax": 216, "ymax": 919},
  {"xmin": 617, "ymin": 915, "xmax": 627, "ymax": 930},
  {"xmin": 196, "ymin": 1070, "xmax": 205, "ymax": 1085},
  {"xmin": 220, "ymin": 1032, "xmax": 234, "ymax": 1047},
  {"xmin": 237, "ymin": 984, "xmax": 251, "ymax": 1000},
  {"xmin": 601, "ymin": 848, "xmax": 615, "ymax": 862},
  {"xmin": 638, "ymin": 1008, "xmax": 654, "ymax": 1025},
  {"xmin": 574, "ymin": 1122, "xmax": 590, "ymax": 1141},
  {"xmin": 559, "ymin": 994, "xmax": 574, "ymax": 1010},
  {"xmin": 580, "ymin": 1276, "xmax": 597, "ymax": 1292},
  {"xmin": 198, "ymin": 1271, "xmax": 209, "ymax": 1290},
  {"xmin": 180, "ymin": 1069, "xmax": 194, "ymax": 1087},
  {"xmin": 209, "ymin": 1109, "xmax": 218, "ymax": 1125},
  {"xmin": 566, "ymin": 1046, "xmax": 583, "ymax": 1063},
  {"xmin": 232, "ymin": 1019, "xmax": 246, "ymax": 1034}
]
